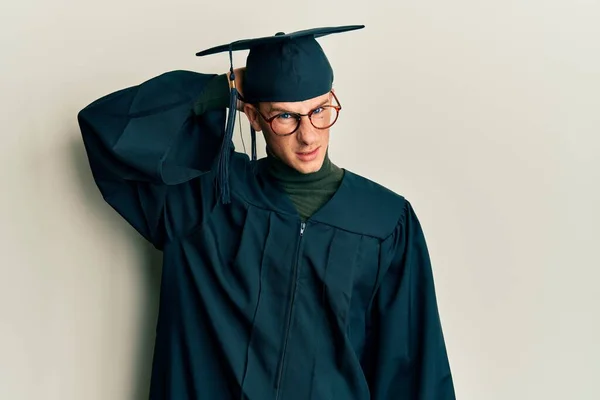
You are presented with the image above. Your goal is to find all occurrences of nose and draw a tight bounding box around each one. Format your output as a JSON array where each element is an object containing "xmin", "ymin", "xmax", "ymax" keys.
[{"xmin": 295, "ymin": 117, "xmax": 318, "ymax": 145}]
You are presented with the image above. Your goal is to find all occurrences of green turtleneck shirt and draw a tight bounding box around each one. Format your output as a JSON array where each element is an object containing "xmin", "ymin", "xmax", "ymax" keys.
[
  {"xmin": 193, "ymin": 74, "xmax": 344, "ymax": 221},
  {"xmin": 266, "ymin": 150, "xmax": 344, "ymax": 221}
]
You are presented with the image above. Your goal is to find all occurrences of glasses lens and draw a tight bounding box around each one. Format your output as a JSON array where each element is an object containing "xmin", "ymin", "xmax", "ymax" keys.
[
  {"xmin": 271, "ymin": 113, "xmax": 299, "ymax": 135},
  {"xmin": 310, "ymin": 106, "xmax": 338, "ymax": 129}
]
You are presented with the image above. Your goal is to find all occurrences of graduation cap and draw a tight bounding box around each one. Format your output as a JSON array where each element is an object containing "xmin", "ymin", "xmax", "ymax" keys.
[{"xmin": 196, "ymin": 24, "xmax": 365, "ymax": 204}]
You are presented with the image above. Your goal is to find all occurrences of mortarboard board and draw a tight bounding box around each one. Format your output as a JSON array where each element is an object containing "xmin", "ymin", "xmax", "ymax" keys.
[{"xmin": 196, "ymin": 25, "xmax": 365, "ymax": 204}]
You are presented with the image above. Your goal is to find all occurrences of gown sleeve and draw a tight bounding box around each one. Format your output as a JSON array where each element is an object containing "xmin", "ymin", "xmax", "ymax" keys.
[
  {"xmin": 192, "ymin": 73, "xmax": 230, "ymax": 116},
  {"xmin": 365, "ymin": 200, "xmax": 455, "ymax": 399},
  {"xmin": 77, "ymin": 70, "xmax": 228, "ymax": 249}
]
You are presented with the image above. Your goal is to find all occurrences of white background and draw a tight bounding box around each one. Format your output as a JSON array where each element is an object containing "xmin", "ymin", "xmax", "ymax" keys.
[{"xmin": 1, "ymin": 0, "xmax": 599, "ymax": 399}]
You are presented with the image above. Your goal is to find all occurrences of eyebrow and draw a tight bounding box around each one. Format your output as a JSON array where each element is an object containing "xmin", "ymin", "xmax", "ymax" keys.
[{"xmin": 268, "ymin": 98, "xmax": 330, "ymax": 114}]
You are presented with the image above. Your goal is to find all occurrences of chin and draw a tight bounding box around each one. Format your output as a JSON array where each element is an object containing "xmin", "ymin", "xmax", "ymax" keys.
[{"xmin": 293, "ymin": 158, "xmax": 324, "ymax": 174}]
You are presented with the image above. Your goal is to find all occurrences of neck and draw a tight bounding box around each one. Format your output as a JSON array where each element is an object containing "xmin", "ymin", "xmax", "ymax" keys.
[
  {"xmin": 263, "ymin": 148, "xmax": 345, "ymax": 221},
  {"xmin": 266, "ymin": 149, "xmax": 336, "ymax": 184}
]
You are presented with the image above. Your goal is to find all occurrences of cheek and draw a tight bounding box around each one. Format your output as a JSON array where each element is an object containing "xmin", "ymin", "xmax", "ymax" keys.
[
  {"xmin": 266, "ymin": 134, "xmax": 294, "ymax": 156},
  {"xmin": 318, "ymin": 129, "xmax": 331, "ymax": 149}
]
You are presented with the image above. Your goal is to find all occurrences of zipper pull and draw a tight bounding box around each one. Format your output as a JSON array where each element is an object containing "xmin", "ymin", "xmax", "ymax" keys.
[{"xmin": 300, "ymin": 222, "xmax": 306, "ymax": 236}]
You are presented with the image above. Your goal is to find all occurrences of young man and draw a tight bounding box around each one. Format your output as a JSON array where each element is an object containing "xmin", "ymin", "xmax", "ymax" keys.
[{"xmin": 78, "ymin": 26, "xmax": 455, "ymax": 399}]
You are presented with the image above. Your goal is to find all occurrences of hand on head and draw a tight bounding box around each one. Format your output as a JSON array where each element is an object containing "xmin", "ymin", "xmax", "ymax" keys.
[{"xmin": 229, "ymin": 67, "xmax": 246, "ymax": 111}]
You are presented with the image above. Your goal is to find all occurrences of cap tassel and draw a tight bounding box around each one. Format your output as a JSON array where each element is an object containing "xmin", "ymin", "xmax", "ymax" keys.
[
  {"xmin": 250, "ymin": 126, "xmax": 257, "ymax": 161},
  {"xmin": 216, "ymin": 48, "xmax": 238, "ymax": 204}
]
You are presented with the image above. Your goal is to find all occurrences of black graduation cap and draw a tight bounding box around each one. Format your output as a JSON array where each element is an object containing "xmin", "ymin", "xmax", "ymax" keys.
[{"xmin": 195, "ymin": 25, "xmax": 365, "ymax": 204}]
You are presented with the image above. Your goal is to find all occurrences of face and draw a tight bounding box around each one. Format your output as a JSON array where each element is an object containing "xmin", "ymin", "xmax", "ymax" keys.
[{"xmin": 244, "ymin": 91, "xmax": 333, "ymax": 174}]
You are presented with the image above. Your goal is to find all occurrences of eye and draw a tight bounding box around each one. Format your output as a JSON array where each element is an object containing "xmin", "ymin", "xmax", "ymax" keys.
[
  {"xmin": 312, "ymin": 107, "xmax": 324, "ymax": 115},
  {"xmin": 277, "ymin": 113, "xmax": 294, "ymax": 120}
]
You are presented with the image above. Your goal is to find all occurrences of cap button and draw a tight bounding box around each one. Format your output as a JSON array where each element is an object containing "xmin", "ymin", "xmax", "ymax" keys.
[{"xmin": 275, "ymin": 32, "xmax": 285, "ymax": 36}]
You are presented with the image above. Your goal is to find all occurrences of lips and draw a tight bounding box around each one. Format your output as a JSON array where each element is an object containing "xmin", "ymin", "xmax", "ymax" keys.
[{"xmin": 296, "ymin": 147, "xmax": 320, "ymax": 162}]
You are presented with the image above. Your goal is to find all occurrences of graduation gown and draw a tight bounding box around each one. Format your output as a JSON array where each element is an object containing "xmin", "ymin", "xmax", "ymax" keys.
[{"xmin": 78, "ymin": 70, "xmax": 455, "ymax": 399}]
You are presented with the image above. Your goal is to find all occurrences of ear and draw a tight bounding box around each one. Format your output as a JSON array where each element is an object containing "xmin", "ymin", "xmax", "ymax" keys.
[{"xmin": 243, "ymin": 103, "xmax": 263, "ymax": 132}]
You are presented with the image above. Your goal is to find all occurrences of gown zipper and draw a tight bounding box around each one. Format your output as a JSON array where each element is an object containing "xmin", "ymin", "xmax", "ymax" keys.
[{"xmin": 274, "ymin": 221, "xmax": 306, "ymax": 399}]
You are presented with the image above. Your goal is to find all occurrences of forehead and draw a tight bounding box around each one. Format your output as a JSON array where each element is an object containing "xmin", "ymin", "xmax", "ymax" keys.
[{"xmin": 264, "ymin": 91, "xmax": 331, "ymax": 113}]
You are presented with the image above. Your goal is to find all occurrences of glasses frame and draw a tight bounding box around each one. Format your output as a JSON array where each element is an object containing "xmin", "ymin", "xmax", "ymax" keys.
[{"xmin": 254, "ymin": 91, "xmax": 342, "ymax": 136}]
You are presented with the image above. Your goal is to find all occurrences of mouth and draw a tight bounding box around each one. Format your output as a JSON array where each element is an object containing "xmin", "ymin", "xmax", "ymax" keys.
[{"xmin": 295, "ymin": 147, "xmax": 320, "ymax": 162}]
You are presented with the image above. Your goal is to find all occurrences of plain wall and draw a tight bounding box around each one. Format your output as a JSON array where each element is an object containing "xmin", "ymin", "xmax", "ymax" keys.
[{"xmin": 1, "ymin": 1, "xmax": 599, "ymax": 399}]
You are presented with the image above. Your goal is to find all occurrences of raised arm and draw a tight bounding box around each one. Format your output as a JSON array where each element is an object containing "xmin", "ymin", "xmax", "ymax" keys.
[{"xmin": 78, "ymin": 70, "xmax": 228, "ymax": 249}]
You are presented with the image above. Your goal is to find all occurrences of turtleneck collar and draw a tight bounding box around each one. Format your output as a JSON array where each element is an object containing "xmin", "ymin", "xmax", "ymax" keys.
[{"xmin": 265, "ymin": 148, "xmax": 341, "ymax": 186}]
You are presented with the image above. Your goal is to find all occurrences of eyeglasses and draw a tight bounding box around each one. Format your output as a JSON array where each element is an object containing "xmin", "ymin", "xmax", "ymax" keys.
[{"xmin": 254, "ymin": 91, "xmax": 342, "ymax": 136}]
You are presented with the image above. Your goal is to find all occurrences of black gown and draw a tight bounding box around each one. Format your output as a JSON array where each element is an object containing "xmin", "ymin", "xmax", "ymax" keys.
[{"xmin": 78, "ymin": 70, "xmax": 455, "ymax": 399}]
